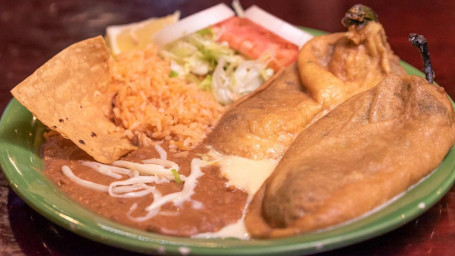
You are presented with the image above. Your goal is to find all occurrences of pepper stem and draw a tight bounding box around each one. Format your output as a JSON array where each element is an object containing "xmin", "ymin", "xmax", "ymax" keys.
[
  {"xmin": 409, "ymin": 33, "xmax": 435, "ymax": 84},
  {"xmin": 342, "ymin": 4, "xmax": 378, "ymax": 28}
]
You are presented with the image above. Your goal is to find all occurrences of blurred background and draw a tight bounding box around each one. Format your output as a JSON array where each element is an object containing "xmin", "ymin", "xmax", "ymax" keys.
[{"xmin": 1, "ymin": 0, "xmax": 455, "ymax": 114}]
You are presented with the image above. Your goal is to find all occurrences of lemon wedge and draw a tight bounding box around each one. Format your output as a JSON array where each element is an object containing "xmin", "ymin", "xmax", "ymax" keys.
[{"xmin": 106, "ymin": 11, "xmax": 180, "ymax": 55}]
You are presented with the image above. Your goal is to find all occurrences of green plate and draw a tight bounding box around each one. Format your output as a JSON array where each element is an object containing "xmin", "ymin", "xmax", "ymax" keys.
[{"xmin": 1, "ymin": 28, "xmax": 455, "ymax": 256}]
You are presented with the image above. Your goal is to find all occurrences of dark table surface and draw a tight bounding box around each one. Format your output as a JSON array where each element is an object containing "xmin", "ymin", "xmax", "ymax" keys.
[{"xmin": 2, "ymin": 0, "xmax": 455, "ymax": 255}]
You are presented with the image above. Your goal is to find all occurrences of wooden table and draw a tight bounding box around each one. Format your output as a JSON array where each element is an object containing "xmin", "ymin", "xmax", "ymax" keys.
[{"xmin": 1, "ymin": 0, "xmax": 455, "ymax": 255}]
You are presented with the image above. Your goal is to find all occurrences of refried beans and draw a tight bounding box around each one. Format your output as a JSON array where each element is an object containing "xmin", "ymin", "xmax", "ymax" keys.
[{"xmin": 41, "ymin": 135, "xmax": 248, "ymax": 237}]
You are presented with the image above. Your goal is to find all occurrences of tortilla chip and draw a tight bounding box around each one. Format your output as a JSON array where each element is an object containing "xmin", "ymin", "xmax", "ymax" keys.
[{"xmin": 11, "ymin": 36, "xmax": 136, "ymax": 163}]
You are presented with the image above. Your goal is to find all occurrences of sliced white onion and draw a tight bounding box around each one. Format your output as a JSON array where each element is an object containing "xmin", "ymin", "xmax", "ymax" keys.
[
  {"xmin": 154, "ymin": 144, "xmax": 167, "ymax": 160},
  {"xmin": 112, "ymin": 184, "xmax": 145, "ymax": 193},
  {"xmin": 159, "ymin": 211, "xmax": 181, "ymax": 216},
  {"xmin": 127, "ymin": 158, "xmax": 205, "ymax": 222},
  {"xmin": 109, "ymin": 177, "xmax": 163, "ymax": 198},
  {"xmin": 81, "ymin": 161, "xmax": 131, "ymax": 179},
  {"xmin": 61, "ymin": 165, "xmax": 108, "ymax": 192},
  {"xmin": 141, "ymin": 158, "xmax": 177, "ymax": 169},
  {"xmin": 146, "ymin": 158, "xmax": 205, "ymax": 212},
  {"xmin": 243, "ymin": 5, "xmax": 313, "ymax": 48},
  {"xmin": 112, "ymin": 186, "xmax": 155, "ymax": 198},
  {"xmin": 153, "ymin": 3, "xmax": 235, "ymax": 46},
  {"xmin": 112, "ymin": 160, "xmax": 176, "ymax": 179},
  {"xmin": 62, "ymin": 147, "xmax": 204, "ymax": 223}
]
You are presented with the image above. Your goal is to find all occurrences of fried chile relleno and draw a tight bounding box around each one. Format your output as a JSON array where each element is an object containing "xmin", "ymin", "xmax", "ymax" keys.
[
  {"xmin": 206, "ymin": 64, "xmax": 322, "ymax": 160},
  {"xmin": 245, "ymin": 35, "xmax": 455, "ymax": 238},
  {"xmin": 208, "ymin": 5, "xmax": 405, "ymax": 161},
  {"xmin": 246, "ymin": 74, "xmax": 455, "ymax": 238},
  {"xmin": 298, "ymin": 4, "xmax": 406, "ymax": 110}
]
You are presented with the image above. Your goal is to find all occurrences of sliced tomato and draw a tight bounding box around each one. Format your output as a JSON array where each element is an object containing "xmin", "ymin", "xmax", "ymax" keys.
[{"xmin": 212, "ymin": 17, "xmax": 299, "ymax": 71}]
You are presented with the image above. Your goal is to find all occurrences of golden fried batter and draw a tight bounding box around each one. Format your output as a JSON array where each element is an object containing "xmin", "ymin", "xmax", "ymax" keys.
[
  {"xmin": 298, "ymin": 12, "xmax": 406, "ymax": 110},
  {"xmin": 208, "ymin": 5, "xmax": 406, "ymax": 160},
  {"xmin": 206, "ymin": 64, "xmax": 321, "ymax": 160},
  {"xmin": 245, "ymin": 75, "xmax": 455, "ymax": 238}
]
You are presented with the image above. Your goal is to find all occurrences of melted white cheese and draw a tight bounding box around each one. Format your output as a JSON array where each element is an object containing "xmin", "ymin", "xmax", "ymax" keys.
[
  {"xmin": 191, "ymin": 149, "xmax": 278, "ymax": 239},
  {"xmin": 192, "ymin": 214, "xmax": 250, "ymax": 240},
  {"xmin": 210, "ymin": 149, "xmax": 278, "ymax": 196}
]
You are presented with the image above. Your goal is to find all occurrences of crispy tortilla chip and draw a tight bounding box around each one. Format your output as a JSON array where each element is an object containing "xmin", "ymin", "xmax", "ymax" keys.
[{"xmin": 11, "ymin": 36, "xmax": 136, "ymax": 163}]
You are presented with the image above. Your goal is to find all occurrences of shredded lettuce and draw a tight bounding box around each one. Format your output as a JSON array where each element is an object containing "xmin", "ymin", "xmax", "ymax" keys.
[
  {"xmin": 159, "ymin": 27, "xmax": 273, "ymax": 105},
  {"xmin": 169, "ymin": 70, "xmax": 179, "ymax": 78},
  {"xmin": 199, "ymin": 74, "xmax": 213, "ymax": 91}
]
